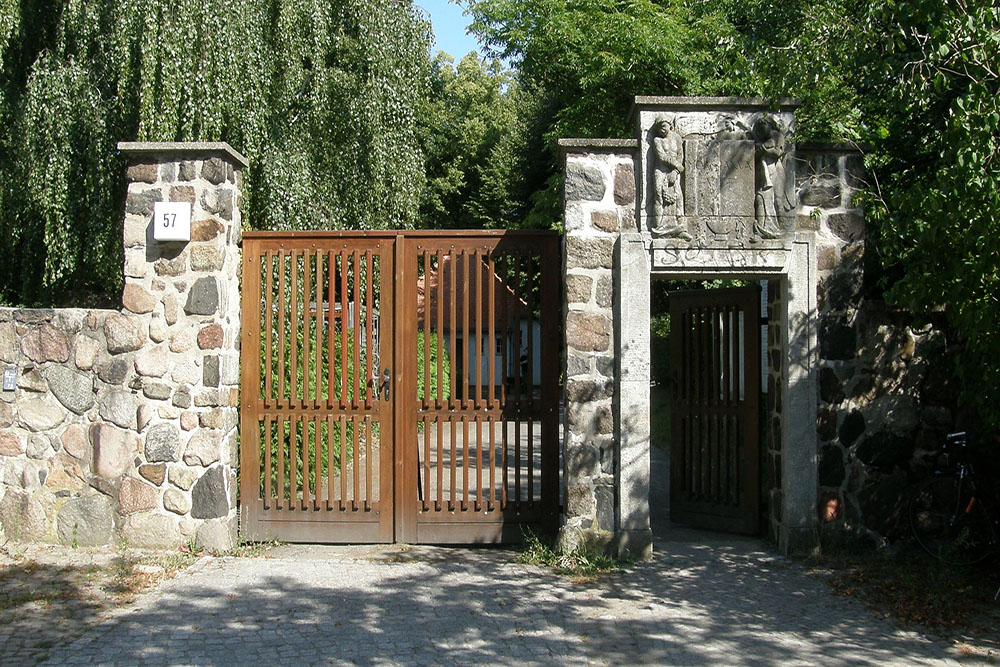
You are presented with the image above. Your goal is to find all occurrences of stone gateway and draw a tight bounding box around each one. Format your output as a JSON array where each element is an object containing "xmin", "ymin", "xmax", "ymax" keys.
[{"xmin": 559, "ymin": 97, "xmax": 866, "ymax": 558}]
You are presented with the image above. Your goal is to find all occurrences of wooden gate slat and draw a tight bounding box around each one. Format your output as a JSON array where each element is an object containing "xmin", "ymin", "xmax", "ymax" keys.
[
  {"xmin": 289, "ymin": 252, "xmax": 298, "ymax": 409},
  {"xmin": 303, "ymin": 253, "xmax": 312, "ymax": 409},
  {"xmin": 512, "ymin": 254, "xmax": 522, "ymax": 506},
  {"xmin": 264, "ymin": 251, "xmax": 274, "ymax": 406},
  {"xmin": 526, "ymin": 255, "xmax": 535, "ymax": 505}
]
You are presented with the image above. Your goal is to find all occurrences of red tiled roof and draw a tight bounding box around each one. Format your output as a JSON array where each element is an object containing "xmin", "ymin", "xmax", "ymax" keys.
[{"xmin": 416, "ymin": 255, "xmax": 531, "ymax": 332}]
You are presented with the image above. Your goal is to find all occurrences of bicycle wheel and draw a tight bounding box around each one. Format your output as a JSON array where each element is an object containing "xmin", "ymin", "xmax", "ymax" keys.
[{"xmin": 909, "ymin": 474, "xmax": 996, "ymax": 565}]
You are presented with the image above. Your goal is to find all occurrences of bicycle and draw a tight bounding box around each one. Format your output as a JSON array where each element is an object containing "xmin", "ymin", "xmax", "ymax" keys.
[{"xmin": 908, "ymin": 432, "xmax": 1000, "ymax": 567}]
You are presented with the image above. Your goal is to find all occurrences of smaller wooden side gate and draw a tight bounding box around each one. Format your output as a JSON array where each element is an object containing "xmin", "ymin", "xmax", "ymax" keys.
[
  {"xmin": 669, "ymin": 286, "xmax": 761, "ymax": 535},
  {"xmin": 239, "ymin": 230, "xmax": 561, "ymax": 544}
]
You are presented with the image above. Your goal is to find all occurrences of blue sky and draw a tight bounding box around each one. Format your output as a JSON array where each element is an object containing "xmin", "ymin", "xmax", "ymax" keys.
[{"xmin": 417, "ymin": 0, "xmax": 482, "ymax": 61}]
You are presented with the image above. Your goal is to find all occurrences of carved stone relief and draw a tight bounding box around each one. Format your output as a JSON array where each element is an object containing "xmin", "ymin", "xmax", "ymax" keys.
[
  {"xmin": 650, "ymin": 116, "xmax": 690, "ymax": 240},
  {"xmin": 644, "ymin": 110, "xmax": 795, "ymax": 247},
  {"xmin": 750, "ymin": 115, "xmax": 792, "ymax": 240}
]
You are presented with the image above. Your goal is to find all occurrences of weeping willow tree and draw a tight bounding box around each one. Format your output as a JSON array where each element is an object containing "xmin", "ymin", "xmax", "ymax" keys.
[{"xmin": 0, "ymin": 0, "xmax": 431, "ymax": 306}]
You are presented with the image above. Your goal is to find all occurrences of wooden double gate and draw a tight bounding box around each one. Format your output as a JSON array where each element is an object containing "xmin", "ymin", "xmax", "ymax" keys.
[{"xmin": 239, "ymin": 231, "xmax": 560, "ymax": 543}]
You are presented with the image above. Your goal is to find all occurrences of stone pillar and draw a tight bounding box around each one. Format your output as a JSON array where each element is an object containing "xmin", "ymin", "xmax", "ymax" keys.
[
  {"xmin": 558, "ymin": 139, "xmax": 637, "ymax": 554},
  {"xmin": 116, "ymin": 142, "xmax": 246, "ymax": 550},
  {"xmin": 615, "ymin": 233, "xmax": 652, "ymax": 559},
  {"xmin": 0, "ymin": 142, "xmax": 246, "ymax": 550},
  {"xmin": 781, "ymin": 236, "xmax": 819, "ymax": 553}
]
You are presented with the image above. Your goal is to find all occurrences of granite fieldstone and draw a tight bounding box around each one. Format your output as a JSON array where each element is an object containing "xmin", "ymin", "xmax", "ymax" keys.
[
  {"xmin": 191, "ymin": 465, "xmax": 229, "ymax": 519},
  {"xmin": 145, "ymin": 423, "xmax": 182, "ymax": 463}
]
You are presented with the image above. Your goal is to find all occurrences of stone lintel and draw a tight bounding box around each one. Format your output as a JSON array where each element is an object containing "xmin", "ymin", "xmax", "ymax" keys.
[
  {"xmin": 117, "ymin": 142, "xmax": 249, "ymax": 169},
  {"xmin": 649, "ymin": 243, "xmax": 792, "ymax": 275}
]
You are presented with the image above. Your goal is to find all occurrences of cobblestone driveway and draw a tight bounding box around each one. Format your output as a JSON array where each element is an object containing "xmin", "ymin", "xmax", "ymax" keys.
[{"xmin": 26, "ymin": 528, "xmax": 995, "ymax": 666}]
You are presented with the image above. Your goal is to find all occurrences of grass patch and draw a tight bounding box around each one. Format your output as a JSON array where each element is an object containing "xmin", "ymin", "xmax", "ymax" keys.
[
  {"xmin": 105, "ymin": 539, "xmax": 202, "ymax": 602},
  {"xmin": 225, "ymin": 535, "xmax": 283, "ymax": 558},
  {"xmin": 819, "ymin": 547, "xmax": 1000, "ymax": 634},
  {"xmin": 516, "ymin": 531, "xmax": 621, "ymax": 582}
]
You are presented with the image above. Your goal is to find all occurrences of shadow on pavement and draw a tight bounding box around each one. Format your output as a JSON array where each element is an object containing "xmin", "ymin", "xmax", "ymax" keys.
[{"xmin": 36, "ymin": 533, "xmax": 976, "ymax": 666}]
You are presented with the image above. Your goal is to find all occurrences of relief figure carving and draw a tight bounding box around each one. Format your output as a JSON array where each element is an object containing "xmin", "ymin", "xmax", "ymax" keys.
[
  {"xmin": 651, "ymin": 116, "xmax": 692, "ymax": 240},
  {"xmin": 751, "ymin": 115, "xmax": 792, "ymax": 241}
]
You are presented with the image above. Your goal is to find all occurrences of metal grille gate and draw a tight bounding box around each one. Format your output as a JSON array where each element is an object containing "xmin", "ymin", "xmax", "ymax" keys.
[{"xmin": 239, "ymin": 231, "xmax": 560, "ymax": 543}]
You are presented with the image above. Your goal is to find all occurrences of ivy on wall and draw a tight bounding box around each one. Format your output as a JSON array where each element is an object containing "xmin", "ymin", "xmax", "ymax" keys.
[{"xmin": 0, "ymin": 0, "xmax": 431, "ymax": 306}]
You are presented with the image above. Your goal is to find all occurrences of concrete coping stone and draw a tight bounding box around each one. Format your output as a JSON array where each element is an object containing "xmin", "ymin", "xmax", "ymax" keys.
[
  {"xmin": 627, "ymin": 96, "xmax": 800, "ymax": 123},
  {"xmin": 117, "ymin": 142, "xmax": 249, "ymax": 169},
  {"xmin": 558, "ymin": 138, "xmax": 638, "ymax": 159}
]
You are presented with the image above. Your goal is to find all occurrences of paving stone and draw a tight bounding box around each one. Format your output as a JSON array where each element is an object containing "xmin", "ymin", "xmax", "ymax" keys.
[{"xmin": 28, "ymin": 529, "xmax": 987, "ymax": 667}]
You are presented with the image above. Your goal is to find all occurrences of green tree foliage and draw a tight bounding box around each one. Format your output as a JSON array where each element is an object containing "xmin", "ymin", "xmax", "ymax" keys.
[
  {"xmin": 0, "ymin": 0, "xmax": 431, "ymax": 306},
  {"xmin": 419, "ymin": 51, "xmax": 517, "ymax": 229},
  {"xmin": 857, "ymin": 1, "xmax": 1000, "ymax": 427}
]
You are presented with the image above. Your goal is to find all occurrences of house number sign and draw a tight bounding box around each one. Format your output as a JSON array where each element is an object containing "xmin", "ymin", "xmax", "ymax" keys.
[
  {"xmin": 152, "ymin": 202, "xmax": 192, "ymax": 242},
  {"xmin": 2, "ymin": 368, "xmax": 15, "ymax": 391}
]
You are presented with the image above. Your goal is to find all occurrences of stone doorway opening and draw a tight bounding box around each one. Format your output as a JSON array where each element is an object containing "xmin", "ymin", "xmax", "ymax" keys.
[{"xmin": 648, "ymin": 278, "xmax": 779, "ymax": 543}]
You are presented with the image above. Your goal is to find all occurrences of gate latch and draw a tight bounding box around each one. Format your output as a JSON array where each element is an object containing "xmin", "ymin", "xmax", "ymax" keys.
[{"xmin": 381, "ymin": 367, "xmax": 391, "ymax": 400}]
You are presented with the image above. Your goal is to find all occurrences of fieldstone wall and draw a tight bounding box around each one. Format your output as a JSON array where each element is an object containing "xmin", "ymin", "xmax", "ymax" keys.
[
  {"xmin": 763, "ymin": 279, "xmax": 784, "ymax": 544},
  {"xmin": 560, "ymin": 139, "xmax": 638, "ymax": 553},
  {"xmin": 0, "ymin": 142, "xmax": 246, "ymax": 551},
  {"xmin": 817, "ymin": 304, "xmax": 960, "ymax": 549},
  {"xmin": 801, "ymin": 147, "xmax": 963, "ymax": 548}
]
